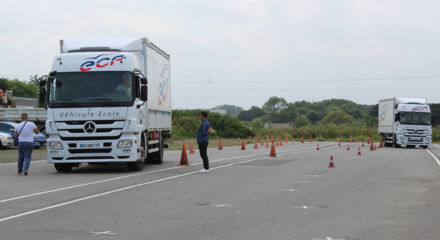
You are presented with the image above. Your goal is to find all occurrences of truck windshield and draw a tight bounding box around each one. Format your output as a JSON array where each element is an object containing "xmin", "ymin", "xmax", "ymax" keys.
[
  {"xmin": 400, "ymin": 112, "xmax": 431, "ymax": 125},
  {"xmin": 48, "ymin": 71, "xmax": 134, "ymax": 107}
]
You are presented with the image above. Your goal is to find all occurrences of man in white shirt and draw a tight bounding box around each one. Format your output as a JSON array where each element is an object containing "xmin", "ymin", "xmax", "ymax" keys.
[{"xmin": 13, "ymin": 113, "xmax": 39, "ymax": 175}]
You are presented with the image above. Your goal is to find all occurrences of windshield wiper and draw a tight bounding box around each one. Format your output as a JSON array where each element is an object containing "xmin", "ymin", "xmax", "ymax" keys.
[
  {"xmin": 51, "ymin": 98, "xmax": 74, "ymax": 102},
  {"xmin": 87, "ymin": 98, "xmax": 114, "ymax": 101}
]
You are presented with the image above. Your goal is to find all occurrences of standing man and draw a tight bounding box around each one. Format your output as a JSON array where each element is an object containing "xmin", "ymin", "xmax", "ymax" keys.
[
  {"xmin": 13, "ymin": 113, "xmax": 39, "ymax": 175},
  {"xmin": 197, "ymin": 111, "xmax": 213, "ymax": 173}
]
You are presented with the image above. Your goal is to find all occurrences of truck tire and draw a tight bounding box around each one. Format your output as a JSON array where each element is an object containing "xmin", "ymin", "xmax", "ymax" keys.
[
  {"xmin": 147, "ymin": 134, "xmax": 164, "ymax": 164},
  {"xmin": 393, "ymin": 135, "xmax": 401, "ymax": 148},
  {"xmin": 54, "ymin": 163, "xmax": 73, "ymax": 173},
  {"xmin": 126, "ymin": 160, "xmax": 144, "ymax": 171}
]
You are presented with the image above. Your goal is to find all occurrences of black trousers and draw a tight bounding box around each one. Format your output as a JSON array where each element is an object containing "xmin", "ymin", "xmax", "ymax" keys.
[{"xmin": 198, "ymin": 141, "xmax": 209, "ymax": 169}]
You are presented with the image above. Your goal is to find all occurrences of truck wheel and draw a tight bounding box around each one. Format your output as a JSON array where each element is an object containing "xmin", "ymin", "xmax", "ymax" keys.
[
  {"xmin": 126, "ymin": 160, "xmax": 144, "ymax": 171},
  {"xmin": 147, "ymin": 135, "xmax": 164, "ymax": 164},
  {"xmin": 54, "ymin": 163, "xmax": 73, "ymax": 173},
  {"xmin": 393, "ymin": 136, "xmax": 401, "ymax": 148}
]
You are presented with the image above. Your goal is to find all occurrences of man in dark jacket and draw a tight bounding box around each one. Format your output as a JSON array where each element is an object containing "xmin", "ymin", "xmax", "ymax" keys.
[{"xmin": 197, "ymin": 111, "xmax": 212, "ymax": 173}]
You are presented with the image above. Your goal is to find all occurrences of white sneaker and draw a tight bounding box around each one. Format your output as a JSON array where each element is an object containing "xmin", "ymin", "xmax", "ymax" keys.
[{"xmin": 199, "ymin": 168, "xmax": 210, "ymax": 173}]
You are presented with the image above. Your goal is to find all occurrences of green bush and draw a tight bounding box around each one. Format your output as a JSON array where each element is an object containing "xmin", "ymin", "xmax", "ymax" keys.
[{"xmin": 172, "ymin": 110, "xmax": 254, "ymax": 139}]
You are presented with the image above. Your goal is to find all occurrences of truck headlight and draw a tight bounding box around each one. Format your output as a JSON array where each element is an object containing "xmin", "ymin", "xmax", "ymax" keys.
[
  {"xmin": 117, "ymin": 140, "xmax": 132, "ymax": 148},
  {"xmin": 49, "ymin": 141, "xmax": 63, "ymax": 150}
]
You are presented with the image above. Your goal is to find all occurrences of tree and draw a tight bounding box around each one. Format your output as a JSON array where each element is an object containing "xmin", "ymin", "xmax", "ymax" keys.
[
  {"xmin": 237, "ymin": 106, "xmax": 265, "ymax": 121},
  {"xmin": 262, "ymin": 97, "xmax": 287, "ymax": 114},
  {"xmin": 294, "ymin": 115, "xmax": 310, "ymax": 128},
  {"xmin": 0, "ymin": 77, "xmax": 38, "ymax": 98},
  {"xmin": 250, "ymin": 118, "xmax": 264, "ymax": 130},
  {"xmin": 213, "ymin": 104, "xmax": 243, "ymax": 116},
  {"xmin": 321, "ymin": 110, "xmax": 353, "ymax": 125}
]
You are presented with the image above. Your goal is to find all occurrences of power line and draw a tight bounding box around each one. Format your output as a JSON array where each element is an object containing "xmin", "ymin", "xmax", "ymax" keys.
[{"xmin": 175, "ymin": 75, "xmax": 440, "ymax": 84}]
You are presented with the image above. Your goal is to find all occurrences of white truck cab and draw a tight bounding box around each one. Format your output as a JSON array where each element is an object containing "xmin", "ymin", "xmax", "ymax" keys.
[
  {"xmin": 40, "ymin": 38, "xmax": 171, "ymax": 172},
  {"xmin": 378, "ymin": 98, "xmax": 432, "ymax": 148}
]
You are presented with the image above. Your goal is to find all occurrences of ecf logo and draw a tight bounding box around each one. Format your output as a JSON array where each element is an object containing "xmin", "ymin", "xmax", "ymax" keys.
[
  {"xmin": 412, "ymin": 106, "xmax": 428, "ymax": 112},
  {"xmin": 80, "ymin": 53, "xmax": 126, "ymax": 72}
]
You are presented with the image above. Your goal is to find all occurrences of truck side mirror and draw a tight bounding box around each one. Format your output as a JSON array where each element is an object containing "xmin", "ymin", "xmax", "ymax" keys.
[
  {"xmin": 395, "ymin": 113, "xmax": 400, "ymax": 122},
  {"xmin": 39, "ymin": 88, "xmax": 45, "ymax": 106},
  {"xmin": 39, "ymin": 80, "xmax": 46, "ymax": 106},
  {"xmin": 141, "ymin": 85, "xmax": 148, "ymax": 101}
]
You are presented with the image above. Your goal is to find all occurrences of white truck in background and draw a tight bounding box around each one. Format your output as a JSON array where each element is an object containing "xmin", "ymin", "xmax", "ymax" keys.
[
  {"xmin": 40, "ymin": 38, "xmax": 171, "ymax": 172},
  {"xmin": 378, "ymin": 98, "xmax": 432, "ymax": 148}
]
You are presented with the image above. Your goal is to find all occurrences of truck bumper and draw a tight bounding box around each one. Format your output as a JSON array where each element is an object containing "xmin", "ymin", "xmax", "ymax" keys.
[
  {"xmin": 397, "ymin": 135, "xmax": 431, "ymax": 146},
  {"xmin": 46, "ymin": 137, "xmax": 139, "ymax": 163}
]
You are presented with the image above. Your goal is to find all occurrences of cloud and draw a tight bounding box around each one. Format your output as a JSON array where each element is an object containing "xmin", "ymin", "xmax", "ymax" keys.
[{"xmin": 210, "ymin": 0, "xmax": 269, "ymax": 18}]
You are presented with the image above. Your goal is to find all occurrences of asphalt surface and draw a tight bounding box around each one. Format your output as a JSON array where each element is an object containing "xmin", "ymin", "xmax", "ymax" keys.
[{"xmin": 0, "ymin": 142, "xmax": 439, "ymax": 240}]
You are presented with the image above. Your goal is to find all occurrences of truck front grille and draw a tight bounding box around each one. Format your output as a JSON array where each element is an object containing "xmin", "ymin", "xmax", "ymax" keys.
[
  {"xmin": 68, "ymin": 149, "xmax": 112, "ymax": 154},
  {"xmin": 404, "ymin": 129, "xmax": 427, "ymax": 136},
  {"xmin": 60, "ymin": 134, "xmax": 122, "ymax": 141}
]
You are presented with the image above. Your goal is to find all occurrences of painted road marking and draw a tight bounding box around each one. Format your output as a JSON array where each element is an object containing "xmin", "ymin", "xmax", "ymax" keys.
[
  {"xmin": 303, "ymin": 174, "xmax": 321, "ymax": 178},
  {"xmin": 89, "ymin": 231, "xmax": 116, "ymax": 236},
  {"xmin": 313, "ymin": 237, "xmax": 346, "ymax": 240},
  {"xmin": 294, "ymin": 205, "xmax": 317, "ymax": 209},
  {"xmin": 0, "ymin": 145, "xmax": 337, "ymax": 204},
  {"xmin": 283, "ymin": 188, "xmax": 296, "ymax": 192},
  {"xmin": 297, "ymin": 180, "xmax": 312, "ymax": 184},
  {"xmin": 214, "ymin": 204, "xmax": 232, "ymax": 207},
  {"xmin": 426, "ymin": 149, "xmax": 440, "ymax": 167},
  {"xmin": 0, "ymin": 149, "xmax": 331, "ymax": 223},
  {"xmin": 0, "ymin": 157, "xmax": 262, "ymax": 223}
]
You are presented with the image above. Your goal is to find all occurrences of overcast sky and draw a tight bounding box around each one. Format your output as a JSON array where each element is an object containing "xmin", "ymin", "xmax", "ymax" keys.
[{"xmin": 1, "ymin": 0, "xmax": 439, "ymax": 109}]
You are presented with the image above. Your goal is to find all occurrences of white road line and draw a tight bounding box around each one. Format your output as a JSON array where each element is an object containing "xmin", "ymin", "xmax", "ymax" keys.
[
  {"xmin": 0, "ymin": 157, "xmax": 258, "ymax": 223},
  {"xmin": 0, "ymin": 159, "xmax": 46, "ymax": 166},
  {"xmin": 0, "ymin": 146, "xmax": 333, "ymax": 223},
  {"xmin": 89, "ymin": 231, "xmax": 116, "ymax": 236},
  {"xmin": 426, "ymin": 149, "xmax": 440, "ymax": 167},
  {"xmin": 0, "ymin": 145, "xmax": 336, "ymax": 204}
]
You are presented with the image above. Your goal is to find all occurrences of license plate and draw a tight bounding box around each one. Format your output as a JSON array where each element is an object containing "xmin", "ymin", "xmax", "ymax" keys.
[{"xmin": 79, "ymin": 143, "xmax": 100, "ymax": 149}]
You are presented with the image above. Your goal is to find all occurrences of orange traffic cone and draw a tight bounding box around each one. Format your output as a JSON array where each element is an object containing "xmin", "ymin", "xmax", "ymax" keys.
[
  {"xmin": 350, "ymin": 135, "xmax": 353, "ymax": 143},
  {"xmin": 254, "ymin": 138, "xmax": 258, "ymax": 149},
  {"xmin": 370, "ymin": 142, "xmax": 374, "ymax": 151},
  {"xmin": 218, "ymin": 138, "xmax": 223, "ymax": 150},
  {"xmin": 270, "ymin": 142, "xmax": 276, "ymax": 157},
  {"xmin": 301, "ymin": 136, "xmax": 304, "ymax": 143},
  {"xmin": 279, "ymin": 138, "xmax": 283, "ymax": 146},
  {"xmin": 357, "ymin": 147, "xmax": 361, "ymax": 156},
  {"xmin": 316, "ymin": 144, "xmax": 320, "ymax": 151},
  {"xmin": 347, "ymin": 144, "xmax": 350, "ymax": 151},
  {"xmin": 179, "ymin": 143, "xmax": 189, "ymax": 166},
  {"xmin": 338, "ymin": 138, "xmax": 341, "ymax": 146},
  {"xmin": 189, "ymin": 143, "xmax": 195, "ymax": 154},
  {"xmin": 285, "ymin": 136, "xmax": 288, "ymax": 143},
  {"xmin": 241, "ymin": 140, "xmax": 246, "ymax": 150},
  {"xmin": 328, "ymin": 155, "xmax": 335, "ymax": 168}
]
